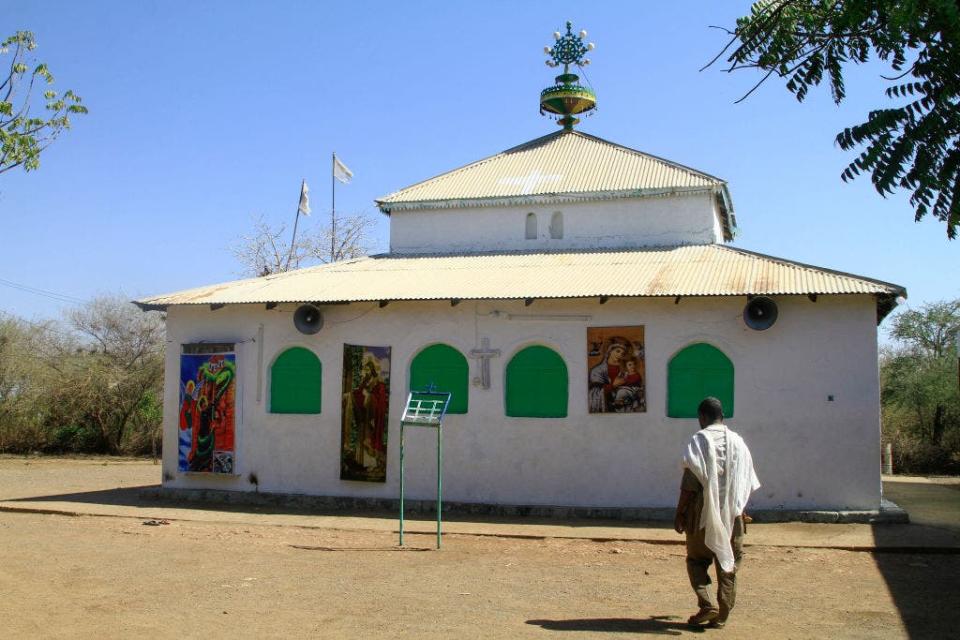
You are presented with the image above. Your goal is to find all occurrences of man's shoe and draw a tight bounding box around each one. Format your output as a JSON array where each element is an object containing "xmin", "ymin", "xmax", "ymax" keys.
[
  {"xmin": 687, "ymin": 608, "xmax": 719, "ymax": 625},
  {"xmin": 713, "ymin": 606, "xmax": 729, "ymax": 627}
]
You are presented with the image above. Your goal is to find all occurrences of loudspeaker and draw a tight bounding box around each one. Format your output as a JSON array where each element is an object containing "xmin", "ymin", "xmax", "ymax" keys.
[
  {"xmin": 743, "ymin": 296, "xmax": 778, "ymax": 331},
  {"xmin": 293, "ymin": 304, "xmax": 324, "ymax": 334}
]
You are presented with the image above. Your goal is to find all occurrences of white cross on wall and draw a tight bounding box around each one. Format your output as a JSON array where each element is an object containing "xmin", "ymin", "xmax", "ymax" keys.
[{"xmin": 497, "ymin": 169, "xmax": 563, "ymax": 195}]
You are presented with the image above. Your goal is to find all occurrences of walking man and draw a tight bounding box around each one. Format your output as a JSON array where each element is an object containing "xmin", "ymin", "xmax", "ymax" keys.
[{"xmin": 674, "ymin": 397, "xmax": 760, "ymax": 628}]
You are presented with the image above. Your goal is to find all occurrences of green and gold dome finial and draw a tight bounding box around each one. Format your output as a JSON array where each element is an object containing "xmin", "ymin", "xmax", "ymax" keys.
[{"xmin": 540, "ymin": 21, "xmax": 596, "ymax": 131}]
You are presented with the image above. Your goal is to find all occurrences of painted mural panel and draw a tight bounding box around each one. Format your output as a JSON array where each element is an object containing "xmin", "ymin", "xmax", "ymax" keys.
[
  {"xmin": 340, "ymin": 344, "xmax": 391, "ymax": 482},
  {"xmin": 587, "ymin": 327, "xmax": 646, "ymax": 413},
  {"xmin": 178, "ymin": 345, "xmax": 237, "ymax": 473}
]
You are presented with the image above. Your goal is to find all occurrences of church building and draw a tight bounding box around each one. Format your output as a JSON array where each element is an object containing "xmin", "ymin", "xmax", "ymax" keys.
[{"xmin": 138, "ymin": 24, "xmax": 904, "ymax": 517}]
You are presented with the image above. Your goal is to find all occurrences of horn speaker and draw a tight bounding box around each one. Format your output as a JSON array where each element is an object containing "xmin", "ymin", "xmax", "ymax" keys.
[
  {"xmin": 743, "ymin": 296, "xmax": 778, "ymax": 331},
  {"xmin": 293, "ymin": 304, "xmax": 324, "ymax": 334}
]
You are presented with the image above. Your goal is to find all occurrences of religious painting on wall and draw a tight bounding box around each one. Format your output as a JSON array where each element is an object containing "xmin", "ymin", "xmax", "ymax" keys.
[
  {"xmin": 587, "ymin": 327, "xmax": 646, "ymax": 413},
  {"xmin": 178, "ymin": 344, "xmax": 237, "ymax": 474},
  {"xmin": 340, "ymin": 344, "xmax": 392, "ymax": 482}
]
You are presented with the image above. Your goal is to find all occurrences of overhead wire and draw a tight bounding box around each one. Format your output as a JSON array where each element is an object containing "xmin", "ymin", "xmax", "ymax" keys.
[{"xmin": 0, "ymin": 277, "xmax": 86, "ymax": 305}]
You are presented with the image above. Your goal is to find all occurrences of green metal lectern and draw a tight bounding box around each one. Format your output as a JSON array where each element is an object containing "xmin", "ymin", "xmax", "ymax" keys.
[{"xmin": 398, "ymin": 385, "xmax": 451, "ymax": 549}]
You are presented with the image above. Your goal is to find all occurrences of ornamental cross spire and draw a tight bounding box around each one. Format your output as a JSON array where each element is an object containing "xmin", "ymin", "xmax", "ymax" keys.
[{"xmin": 539, "ymin": 21, "xmax": 597, "ymax": 131}]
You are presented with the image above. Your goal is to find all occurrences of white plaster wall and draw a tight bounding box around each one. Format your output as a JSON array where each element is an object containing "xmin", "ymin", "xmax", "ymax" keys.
[
  {"xmin": 161, "ymin": 294, "xmax": 882, "ymax": 510},
  {"xmin": 389, "ymin": 193, "xmax": 723, "ymax": 254}
]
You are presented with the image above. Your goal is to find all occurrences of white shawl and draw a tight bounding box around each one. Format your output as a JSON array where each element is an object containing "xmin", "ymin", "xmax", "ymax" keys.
[{"xmin": 682, "ymin": 424, "xmax": 760, "ymax": 572}]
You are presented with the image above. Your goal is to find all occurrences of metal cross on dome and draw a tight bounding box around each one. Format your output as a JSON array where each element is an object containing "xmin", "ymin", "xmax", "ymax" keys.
[
  {"xmin": 545, "ymin": 21, "xmax": 595, "ymax": 69},
  {"xmin": 540, "ymin": 21, "xmax": 597, "ymax": 130}
]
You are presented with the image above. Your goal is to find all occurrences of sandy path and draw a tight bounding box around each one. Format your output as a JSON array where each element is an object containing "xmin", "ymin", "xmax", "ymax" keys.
[{"xmin": 0, "ymin": 457, "xmax": 956, "ymax": 639}]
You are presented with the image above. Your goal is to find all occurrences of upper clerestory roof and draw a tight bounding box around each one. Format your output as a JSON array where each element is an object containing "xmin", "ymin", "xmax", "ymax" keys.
[{"xmin": 375, "ymin": 130, "xmax": 736, "ymax": 240}]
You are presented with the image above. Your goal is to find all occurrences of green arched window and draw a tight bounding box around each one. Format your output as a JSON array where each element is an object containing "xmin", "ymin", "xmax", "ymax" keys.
[
  {"xmin": 505, "ymin": 345, "xmax": 568, "ymax": 418},
  {"xmin": 270, "ymin": 347, "xmax": 322, "ymax": 414},
  {"xmin": 667, "ymin": 343, "xmax": 734, "ymax": 418},
  {"xmin": 409, "ymin": 344, "xmax": 469, "ymax": 414}
]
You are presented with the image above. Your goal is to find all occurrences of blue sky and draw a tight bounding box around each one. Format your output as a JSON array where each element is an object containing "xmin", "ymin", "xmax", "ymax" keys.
[{"xmin": 2, "ymin": 1, "xmax": 955, "ymax": 336}]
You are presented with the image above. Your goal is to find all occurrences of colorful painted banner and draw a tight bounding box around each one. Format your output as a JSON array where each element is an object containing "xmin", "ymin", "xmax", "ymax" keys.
[
  {"xmin": 587, "ymin": 327, "xmax": 646, "ymax": 413},
  {"xmin": 340, "ymin": 344, "xmax": 391, "ymax": 482},
  {"xmin": 178, "ymin": 345, "xmax": 237, "ymax": 474}
]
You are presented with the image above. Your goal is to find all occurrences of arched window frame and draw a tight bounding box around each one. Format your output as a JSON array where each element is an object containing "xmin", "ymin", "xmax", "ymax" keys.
[
  {"xmin": 666, "ymin": 342, "xmax": 734, "ymax": 418},
  {"xmin": 269, "ymin": 346, "xmax": 322, "ymax": 414},
  {"xmin": 525, "ymin": 212, "xmax": 538, "ymax": 240},
  {"xmin": 549, "ymin": 211, "xmax": 563, "ymax": 239},
  {"xmin": 504, "ymin": 344, "xmax": 568, "ymax": 418},
  {"xmin": 408, "ymin": 343, "xmax": 469, "ymax": 414}
]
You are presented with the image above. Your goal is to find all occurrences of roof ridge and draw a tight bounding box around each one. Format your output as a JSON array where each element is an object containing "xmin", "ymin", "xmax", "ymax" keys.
[{"xmin": 499, "ymin": 129, "xmax": 569, "ymax": 154}]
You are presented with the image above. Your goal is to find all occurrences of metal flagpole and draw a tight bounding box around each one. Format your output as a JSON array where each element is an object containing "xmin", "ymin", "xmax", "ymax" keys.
[
  {"xmin": 331, "ymin": 153, "xmax": 336, "ymax": 262},
  {"xmin": 285, "ymin": 179, "xmax": 305, "ymax": 272}
]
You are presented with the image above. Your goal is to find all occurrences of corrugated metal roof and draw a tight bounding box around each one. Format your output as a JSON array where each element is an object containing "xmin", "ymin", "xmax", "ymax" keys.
[
  {"xmin": 137, "ymin": 245, "xmax": 904, "ymax": 316},
  {"xmin": 376, "ymin": 129, "xmax": 729, "ymax": 207}
]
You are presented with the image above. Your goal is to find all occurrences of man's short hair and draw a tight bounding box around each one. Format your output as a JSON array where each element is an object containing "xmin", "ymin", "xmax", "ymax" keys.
[{"xmin": 698, "ymin": 397, "xmax": 724, "ymax": 423}]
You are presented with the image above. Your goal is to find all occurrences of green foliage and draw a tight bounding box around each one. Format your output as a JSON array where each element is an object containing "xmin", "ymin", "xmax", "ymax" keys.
[
  {"xmin": 50, "ymin": 423, "xmax": 100, "ymax": 453},
  {"xmin": 891, "ymin": 299, "xmax": 960, "ymax": 357},
  {"xmin": 0, "ymin": 297, "xmax": 165, "ymax": 456},
  {"xmin": 716, "ymin": 1, "xmax": 960, "ymax": 237},
  {"xmin": 1, "ymin": 30, "xmax": 88, "ymax": 175},
  {"xmin": 885, "ymin": 421, "xmax": 960, "ymax": 474},
  {"xmin": 880, "ymin": 298, "xmax": 960, "ymax": 473}
]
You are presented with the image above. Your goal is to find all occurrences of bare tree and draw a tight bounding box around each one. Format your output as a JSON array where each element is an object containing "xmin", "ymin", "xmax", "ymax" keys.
[
  {"xmin": 230, "ymin": 215, "xmax": 311, "ymax": 277},
  {"xmin": 231, "ymin": 212, "xmax": 377, "ymax": 277},
  {"xmin": 306, "ymin": 213, "xmax": 377, "ymax": 264}
]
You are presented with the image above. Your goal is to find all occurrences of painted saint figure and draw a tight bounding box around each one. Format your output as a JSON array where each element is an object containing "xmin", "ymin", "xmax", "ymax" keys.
[
  {"xmin": 588, "ymin": 337, "xmax": 645, "ymax": 413},
  {"xmin": 179, "ymin": 379, "xmax": 198, "ymax": 446},
  {"xmin": 189, "ymin": 395, "xmax": 214, "ymax": 471},
  {"xmin": 351, "ymin": 353, "xmax": 388, "ymax": 471},
  {"xmin": 178, "ymin": 350, "xmax": 237, "ymax": 474},
  {"xmin": 340, "ymin": 345, "xmax": 392, "ymax": 482},
  {"xmin": 612, "ymin": 358, "xmax": 644, "ymax": 411}
]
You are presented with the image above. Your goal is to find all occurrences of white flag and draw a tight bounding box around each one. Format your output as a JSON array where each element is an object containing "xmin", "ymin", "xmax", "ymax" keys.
[
  {"xmin": 298, "ymin": 180, "xmax": 311, "ymax": 216},
  {"xmin": 333, "ymin": 154, "xmax": 353, "ymax": 184}
]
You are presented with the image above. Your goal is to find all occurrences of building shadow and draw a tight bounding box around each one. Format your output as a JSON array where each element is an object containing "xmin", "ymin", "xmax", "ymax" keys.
[
  {"xmin": 6, "ymin": 486, "xmax": 152, "ymax": 507},
  {"xmin": 4, "ymin": 486, "xmax": 682, "ymax": 534},
  {"xmin": 872, "ymin": 480, "xmax": 960, "ymax": 639},
  {"xmin": 4, "ymin": 486, "xmax": 406, "ymax": 521},
  {"xmin": 526, "ymin": 616, "xmax": 704, "ymax": 635}
]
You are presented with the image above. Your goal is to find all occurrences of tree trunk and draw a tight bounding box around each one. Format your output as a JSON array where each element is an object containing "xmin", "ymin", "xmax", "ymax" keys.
[{"xmin": 932, "ymin": 404, "xmax": 945, "ymax": 445}]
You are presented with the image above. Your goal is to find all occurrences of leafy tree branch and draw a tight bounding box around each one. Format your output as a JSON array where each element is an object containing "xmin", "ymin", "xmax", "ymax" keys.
[
  {"xmin": 710, "ymin": 0, "xmax": 960, "ymax": 238},
  {"xmin": 1, "ymin": 30, "xmax": 88, "ymax": 175}
]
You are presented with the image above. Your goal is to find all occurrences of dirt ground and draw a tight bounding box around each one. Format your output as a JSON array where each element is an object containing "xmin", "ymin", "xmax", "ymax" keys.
[{"xmin": 0, "ymin": 458, "xmax": 957, "ymax": 639}]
